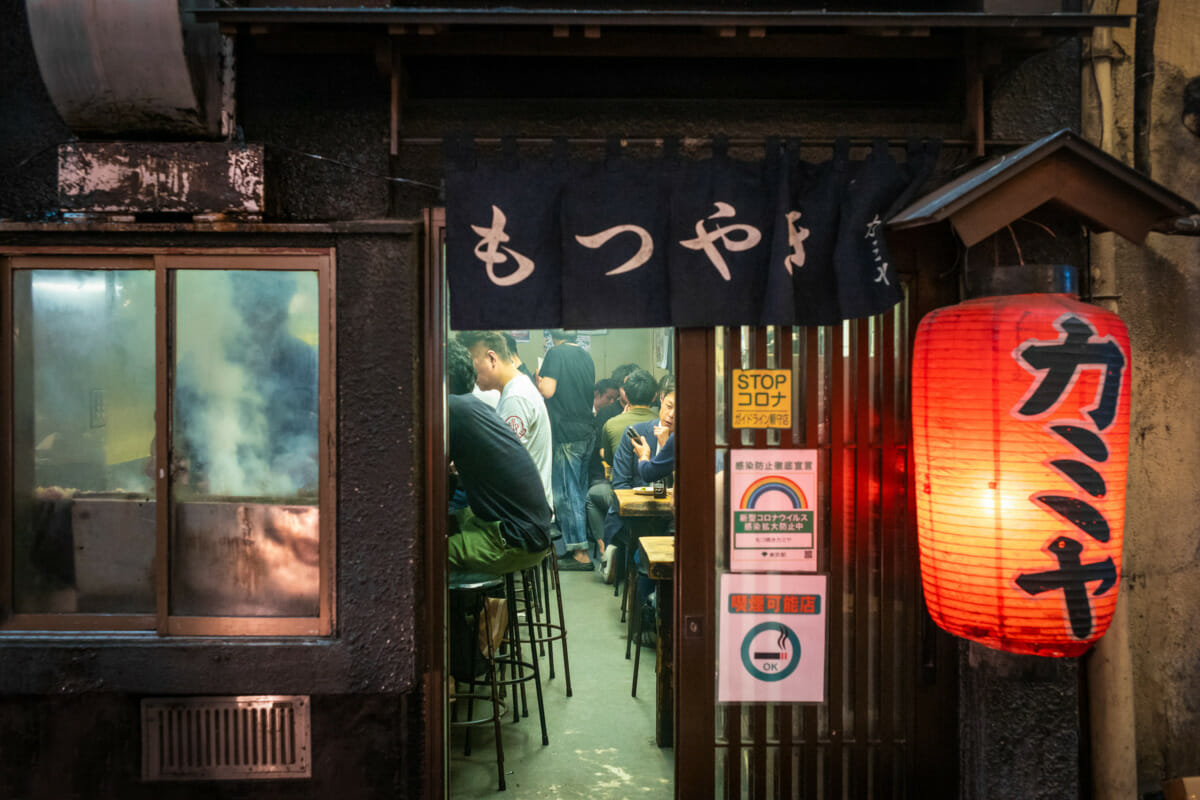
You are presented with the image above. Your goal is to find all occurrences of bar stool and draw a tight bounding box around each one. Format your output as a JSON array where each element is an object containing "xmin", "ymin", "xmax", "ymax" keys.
[
  {"xmin": 493, "ymin": 561, "xmax": 550, "ymax": 746},
  {"xmin": 448, "ymin": 571, "xmax": 507, "ymax": 791},
  {"xmin": 533, "ymin": 529, "xmax": 573, "ymax": 696},
  {"xmin": 630, "ymin": 566, "xmax": 655, "ymax": 697},
  {"xmin": 622, "ymin": 522, "xmax": 648, "ymax": 654}
]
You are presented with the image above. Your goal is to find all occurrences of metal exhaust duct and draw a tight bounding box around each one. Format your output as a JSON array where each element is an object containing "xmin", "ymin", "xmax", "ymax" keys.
[{"xmin": 25, "ymin": 0, "xmax": 229, "ymax": 138}]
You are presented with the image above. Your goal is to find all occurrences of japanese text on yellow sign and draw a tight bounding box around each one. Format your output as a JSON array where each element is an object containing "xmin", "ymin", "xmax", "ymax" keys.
[{"xmin": 731, "ymin": 369, "xmax": 792, "ymax": 429}]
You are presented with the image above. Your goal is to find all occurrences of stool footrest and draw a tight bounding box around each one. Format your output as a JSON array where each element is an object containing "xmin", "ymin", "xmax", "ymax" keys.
[
  {"xmin": 449, "ymin": 694, "xmax": 509, "ymax": 728},
  {"xmin": 512, "ymin": 622, "xmax": 567, "ymax": 646}
]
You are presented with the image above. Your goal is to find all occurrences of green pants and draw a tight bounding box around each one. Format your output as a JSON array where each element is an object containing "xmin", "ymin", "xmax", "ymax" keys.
[{"xmin": 448, "ymin": 508, "xmax": 549, "ymax": 575}]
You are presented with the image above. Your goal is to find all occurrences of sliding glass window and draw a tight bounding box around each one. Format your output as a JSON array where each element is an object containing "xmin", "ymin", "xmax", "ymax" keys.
[{"xmin": 2, "ymin": 252, "xmax": 335, "ymax": 635}]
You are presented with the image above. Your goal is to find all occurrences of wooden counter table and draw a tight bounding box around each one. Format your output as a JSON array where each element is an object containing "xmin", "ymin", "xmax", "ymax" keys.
[
  {"xmin": 612, "ymin": 488, "xmax": 674, "ymax": 520},
  {"xmin": 613, "ymin": 488, "xmax": 674, "ymax": 648}
]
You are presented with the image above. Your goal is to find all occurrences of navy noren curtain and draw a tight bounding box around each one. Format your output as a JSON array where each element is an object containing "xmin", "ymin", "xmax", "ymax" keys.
[{"xmin": 444, "ymin": 135, "xmax": 939, "ymax": 330}]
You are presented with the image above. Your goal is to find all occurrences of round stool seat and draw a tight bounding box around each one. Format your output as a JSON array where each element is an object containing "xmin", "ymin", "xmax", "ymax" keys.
[{"xmin": 449, "ymin": 571, "xmax": 504, "ymax": 593}]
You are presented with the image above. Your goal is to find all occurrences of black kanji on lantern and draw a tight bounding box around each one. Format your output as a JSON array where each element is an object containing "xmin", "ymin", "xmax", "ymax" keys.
[
  {"xmin": 1049, "ymin": 459, "xmax": 1106, "ymax": 496},
  {"xmin": 1034, "ymin": 494, "xmax": 1111, "ymax": 542},
  {"xmin": 1049, "ymin": 424, "xmax": 1110, "ymax": 462},
  {"xmin": 1015, "ymin": 536, "xmax": 1118, "ymax": 640},
  {"xmin": 1015, "ymin": 315, "xmax": 1127, "ymax": 430},
  {"xmin": 1012, "ymin": 310, "xmax": 1128, "ymax": 642}
]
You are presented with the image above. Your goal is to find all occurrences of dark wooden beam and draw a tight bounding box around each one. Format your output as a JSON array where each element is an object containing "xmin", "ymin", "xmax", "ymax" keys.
[{"xmin": 195, "ymin": 8, "xmax": 1130, "ymax": 32}]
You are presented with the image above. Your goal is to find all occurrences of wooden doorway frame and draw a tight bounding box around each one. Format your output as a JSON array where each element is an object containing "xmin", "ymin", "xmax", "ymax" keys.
[
  {"xmin": 422, "ymin": 207, "xmax": 449, "ymax": 800},
  {"xmin": 675, "ymin": 328, "xmax": 717, "ymax": 797},
  {"xmin": 421, "ymin": 208, "xmax": 714, "ymax": 798}
]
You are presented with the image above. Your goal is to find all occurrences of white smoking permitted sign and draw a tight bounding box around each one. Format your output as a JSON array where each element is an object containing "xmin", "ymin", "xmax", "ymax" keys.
[
  {"xmin": 718, "ymin": 572, "xmax": 828, "ymax": 704},
  {"xmin": 729, "ymin": 449, "xmax": 819, "ymax": 573}
]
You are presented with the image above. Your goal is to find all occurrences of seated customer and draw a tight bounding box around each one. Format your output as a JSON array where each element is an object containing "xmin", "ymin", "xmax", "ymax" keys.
[
  {"xmin": 633, "ymin": 375, "xmax": 676, "ymax": 484},
  {"xmin": 611, "ymin": 383, "xmax": 674, "ymax": 492},
  {"xmin": 631, "ymin": 424, "xmax": 674, "ymax": 485},
  {"xmin": 446, "ymin": 340, "xmax": 552, "ymax": 575},
  {"xmin": 585, "ymin": 367, "xmax": 652, "ymax": 561},
  {"xmin": 593, "ymin": 363, "xmax": 638, "ymax": 439},
  {"xmin": 593, "ymin": 378, "xmax": 620, "ymax": 416},
  {"xmin": 599, "ymin": 369, "xmax": 659, "ymax": 469},
  {"xmin": 624, "ymin": 384, "xmax": 676, "ymax": 613},
  {"xmin": 602, "ymin": 384, "xmax": 676, "ymax": 581}
]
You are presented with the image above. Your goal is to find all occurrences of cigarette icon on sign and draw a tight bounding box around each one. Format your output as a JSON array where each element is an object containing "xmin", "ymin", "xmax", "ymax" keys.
[
  {"xmin": 752, "ymin": 625, "xmax": 790, "ymax": 661},
  {"xmin": 741, "ymin": 622, "xmax": 802, "ymax": 682}
]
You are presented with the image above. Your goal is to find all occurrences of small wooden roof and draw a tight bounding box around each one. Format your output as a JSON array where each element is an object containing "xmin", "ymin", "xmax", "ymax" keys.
[{"xmin": 888, "ymin": 129, "xmax": 1198, "ymax": 246}]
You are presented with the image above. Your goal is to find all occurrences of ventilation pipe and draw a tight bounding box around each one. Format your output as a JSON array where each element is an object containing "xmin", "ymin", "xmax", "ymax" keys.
[{"xmin": 25, "ymin": 0, "xmax": 230, "ymax": 138}]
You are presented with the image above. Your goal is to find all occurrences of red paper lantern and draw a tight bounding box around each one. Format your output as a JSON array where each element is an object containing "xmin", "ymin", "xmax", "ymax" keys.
[{"xmin": 911, "ymin": 292, "xmax": 1131, "ymax": 657}]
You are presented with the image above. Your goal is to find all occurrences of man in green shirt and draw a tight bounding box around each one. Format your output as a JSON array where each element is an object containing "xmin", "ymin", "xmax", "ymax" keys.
[{"xmin": 599, "ymin": 368, "xmax": 659, "ymax": 472}]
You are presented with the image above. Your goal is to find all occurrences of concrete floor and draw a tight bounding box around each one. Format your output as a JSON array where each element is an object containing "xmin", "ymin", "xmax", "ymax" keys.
[{"xmin": 449, "ymin": 564, "xmax": 675, "ymax": 799}]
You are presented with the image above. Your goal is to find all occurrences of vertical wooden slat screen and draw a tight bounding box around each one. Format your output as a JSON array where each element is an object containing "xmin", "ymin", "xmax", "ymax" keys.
[
  {"xmin": 853, "ymin": 317, "xmax": 871, "ymax": 799},
  {"xmin": 723, "ymin": 325, "xmax": 744, "ymax": 799},
  {"xmin": 803, "ymin": 326, "xmax": 823, "ymax": 800},
  {"xmin": 751, "ymin": 328, "xmax": 769, "ymax": 800},
  {"xmin": 776, "ymin": 327, "xmax": 795, "ymax": 797},
  {"xmin": 711, "ymin": 289, "xmax": 917, "ymax": 799},
  {"xmin": 828, "ymin": 320, "xmax": 848, "ymax": 800}
]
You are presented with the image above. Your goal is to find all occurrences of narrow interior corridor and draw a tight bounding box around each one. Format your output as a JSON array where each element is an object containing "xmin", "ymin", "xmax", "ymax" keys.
[{"xmin": 449, "ymin": 567, "xmax": 675, "ymax": 799}]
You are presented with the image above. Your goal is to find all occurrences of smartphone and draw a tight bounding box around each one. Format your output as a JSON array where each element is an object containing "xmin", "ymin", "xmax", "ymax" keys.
[{"xmin": 626, "ymin": 426, "xmax": 643, "ymax": 443}]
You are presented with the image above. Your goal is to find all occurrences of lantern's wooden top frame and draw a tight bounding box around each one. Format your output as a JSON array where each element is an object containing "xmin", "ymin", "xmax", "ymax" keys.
[{"xmin": 888, "ymin": 128, "xmax": 1199, "ymax": 246}]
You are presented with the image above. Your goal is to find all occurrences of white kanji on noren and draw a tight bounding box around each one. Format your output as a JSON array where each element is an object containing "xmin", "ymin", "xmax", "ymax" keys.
[
  {"xmin": 783, "ymin": 211, "xmax": 811, "ymax": 275},
  {"xmin": 575, "ymin": 224, "xmax": 654, "ymax": 275},
  {"xmin": 680, "ymin": 202, "xmax": 762, "ymax": 281},
  {"xmin": 864, "ymin": 214, "xmax": 890, "ymax": 286},
  {"xmin": 472, "ymin": 205, "xmax": 535, "ymax": 286}
]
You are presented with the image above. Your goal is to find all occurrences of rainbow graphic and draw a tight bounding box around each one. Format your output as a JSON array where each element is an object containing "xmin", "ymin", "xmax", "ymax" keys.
[{"xmin": 739, "ymin": 475, "xmax": 809, "ymax": 510}]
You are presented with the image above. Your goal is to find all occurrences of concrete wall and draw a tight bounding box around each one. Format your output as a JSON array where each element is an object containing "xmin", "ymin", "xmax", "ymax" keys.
[
  {"xmin": 0, "ymin": 693, "xmax": 418, "ymax": 799},
  {"xmin": 0, "ymin": 0, "xmax": 68, "ymax": 220},
  {"xmin": 0, "ymin": 18, "xmax": 428, "ymax": 795},
  {"xmin": 1092, "ymin": 1, "xmax": 1200, "ymax": 794},
  {"xmin": 0, "ymin": 223, "xmax": 428, "ymax": 799}
]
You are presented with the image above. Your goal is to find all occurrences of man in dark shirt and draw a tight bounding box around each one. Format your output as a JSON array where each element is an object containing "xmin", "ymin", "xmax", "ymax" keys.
[
  {"xmin": 537, "ymin": 330, "xmax": 596, "ymax": 570},
  {"xmin": 446, "ymin": 340, "xmax": 551, "ymax": 574},
  {"xmin": 588, "ymin": 364, "xmax": 640, "ymax": 485}
]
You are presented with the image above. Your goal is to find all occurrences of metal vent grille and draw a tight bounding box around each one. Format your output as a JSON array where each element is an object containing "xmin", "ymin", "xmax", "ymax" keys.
[{"xmin": 142, "ymin": 696, "xmax": 311, "ymax": 781}]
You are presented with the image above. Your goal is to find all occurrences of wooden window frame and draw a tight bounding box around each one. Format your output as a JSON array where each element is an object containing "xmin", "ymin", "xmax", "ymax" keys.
[{"xmin": 1, "ymin": 247, "xmax": 337, "ymax": 637}]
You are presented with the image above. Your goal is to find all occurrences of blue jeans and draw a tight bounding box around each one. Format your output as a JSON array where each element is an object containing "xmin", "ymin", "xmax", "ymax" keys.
[{"xmin": 552, "ymin": 433, "xmax": 594, "ymax": 553}]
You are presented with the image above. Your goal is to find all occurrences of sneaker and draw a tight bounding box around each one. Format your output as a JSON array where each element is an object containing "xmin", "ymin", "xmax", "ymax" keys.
[{"xmin": 600, "ymin": 545, "xmax": 618, "ymax": 585}]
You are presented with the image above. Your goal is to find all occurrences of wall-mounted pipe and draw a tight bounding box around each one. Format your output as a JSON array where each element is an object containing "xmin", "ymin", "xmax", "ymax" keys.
[
  {"xmin": 1083, "ymin": 5, "xmax": 1138, "ymax": 800},
  {"xmin": 1154, "ymin": 214, "xmax": 1200, "ymax": 234},
  {"xmin": 1133, "ymin": 0, "xmax": 1158, "ymax": 174}
]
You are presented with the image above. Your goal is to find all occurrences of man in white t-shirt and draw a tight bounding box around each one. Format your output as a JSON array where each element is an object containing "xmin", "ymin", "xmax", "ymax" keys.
[{"xmin": 457, "ymin": 331, "xmax": 554, "ymax": 516}]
